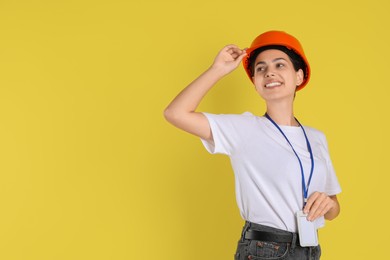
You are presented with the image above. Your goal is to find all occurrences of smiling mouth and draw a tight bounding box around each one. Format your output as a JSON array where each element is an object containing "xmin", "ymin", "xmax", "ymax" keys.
[{"xmin": 265, "ymin": 82, "xmax": 282, "ymax": 88}]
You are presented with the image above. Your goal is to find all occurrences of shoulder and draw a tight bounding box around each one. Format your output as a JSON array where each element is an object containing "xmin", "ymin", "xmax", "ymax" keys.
[
  {"xmin": 202, "ymin": 111, "xmax": 263, "ymax": 133},
  {"xmin": 303, "ymin": 125, "xmax": 324, "ymax": 136},
  {"xmin": 302, "ymin": 125, "xmax": 328, "ymax": 144},
  {"xmin": 203, "ymin": 111, "xmax": 259, "ymax": 122}
]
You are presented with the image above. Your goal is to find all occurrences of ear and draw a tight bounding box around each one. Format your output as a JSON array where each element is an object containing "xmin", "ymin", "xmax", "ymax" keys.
[{"xmin": 296, "ymin": 69, "xmax": 304, "ymax": 86}]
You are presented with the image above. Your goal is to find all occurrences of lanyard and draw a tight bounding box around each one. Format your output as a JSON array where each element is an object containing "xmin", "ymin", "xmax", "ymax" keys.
[{"xmin": 264, "ymin": 113, "xmax": 314, "ymax": 207}]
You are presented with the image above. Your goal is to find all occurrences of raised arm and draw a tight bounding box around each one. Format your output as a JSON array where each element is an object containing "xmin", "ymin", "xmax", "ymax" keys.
[{"xmin": 164, "ymin": 45, "xmax": 247, "ymax": 142}]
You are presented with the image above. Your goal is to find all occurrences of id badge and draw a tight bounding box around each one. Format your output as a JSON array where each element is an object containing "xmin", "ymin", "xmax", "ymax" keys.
[{"xmin": 296, "ymin": 211, "xmax": 318, "ymax": 247}]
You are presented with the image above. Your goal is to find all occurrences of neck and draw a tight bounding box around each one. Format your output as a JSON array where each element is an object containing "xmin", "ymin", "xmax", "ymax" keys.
[{"xmin": 265, "ymin": 101, "xmax": 298, "ymax": 126}]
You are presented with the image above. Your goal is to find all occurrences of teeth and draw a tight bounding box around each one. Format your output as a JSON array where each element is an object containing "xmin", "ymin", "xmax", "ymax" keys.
[{"xmin": 265, "ymin": 82, "xmax": 282, "ymax": 88}]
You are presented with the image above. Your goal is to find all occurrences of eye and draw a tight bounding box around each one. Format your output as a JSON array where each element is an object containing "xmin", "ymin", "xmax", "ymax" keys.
[
  {"xmin": 256, "ymin": 66, "xmax": 266, "ymax": 73},
  {"xmin": 276, "ymin": 63, "xmax": 285, "ymax": 68}
]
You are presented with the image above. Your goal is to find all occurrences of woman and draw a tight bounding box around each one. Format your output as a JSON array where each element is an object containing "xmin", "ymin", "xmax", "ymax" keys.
[{"xmin": 164, "ymin": 31, "xmax": 341, "ymax": 260}]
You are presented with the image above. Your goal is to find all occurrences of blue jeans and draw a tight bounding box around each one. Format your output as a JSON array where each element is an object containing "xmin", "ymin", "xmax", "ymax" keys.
[{"xmin": 234, "ymin": 222, "xmax": 321, "ymax": 260}]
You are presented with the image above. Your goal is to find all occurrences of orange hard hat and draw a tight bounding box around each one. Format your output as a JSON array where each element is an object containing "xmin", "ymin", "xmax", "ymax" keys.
[{"xmin": 243, "ymin": 31, "xmax": 311, "ymax": 91}]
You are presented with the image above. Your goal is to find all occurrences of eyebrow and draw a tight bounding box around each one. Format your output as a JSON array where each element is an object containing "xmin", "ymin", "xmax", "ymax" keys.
[{"xmin": 255, "ymin": 57, "xmax": 287, "ymax": 67}]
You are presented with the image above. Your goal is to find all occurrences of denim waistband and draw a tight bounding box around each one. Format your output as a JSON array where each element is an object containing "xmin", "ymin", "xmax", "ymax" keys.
[
  {"xmin": 243, "ymin": 221, "xmax": 296, "ymax": 236},
  {"xmin": 240, "ymin": 221, "xmax": 300, "ymax": 250}
]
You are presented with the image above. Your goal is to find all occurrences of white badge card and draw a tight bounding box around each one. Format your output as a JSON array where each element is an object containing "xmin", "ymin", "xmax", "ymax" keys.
[{"xmin": 296, "ymin": 211, "xmax": 318, "ymax": 247}]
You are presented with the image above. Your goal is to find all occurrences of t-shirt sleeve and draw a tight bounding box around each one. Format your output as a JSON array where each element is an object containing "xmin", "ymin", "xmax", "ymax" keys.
[
  {"xmin": 200, "ymin": 113, "xmax": 243, "ymax": 156},
  {"xmin": 321, "ymin": 134, "xmax": 342, "ymax": 196}
]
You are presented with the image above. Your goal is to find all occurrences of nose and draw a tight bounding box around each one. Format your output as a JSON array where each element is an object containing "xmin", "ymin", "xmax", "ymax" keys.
[{"xmin": 265, "ymin": 70, "xmax": 275, "ymax": 78}]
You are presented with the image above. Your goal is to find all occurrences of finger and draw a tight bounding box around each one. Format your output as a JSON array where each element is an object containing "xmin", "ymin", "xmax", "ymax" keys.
[
  {"xmin": 309, "ymin": 202, "xmax": 333, "ymax": 221},
  {"xmin": 231, "ymin": 50, "xmax": 248, "ymax": 67},
  {"xmin": 312, "ymin": 193, "xmax": 327, "ymax": 209},
  {"xmin": 307, "ymin": 199, "xmax": 327, "ymax": 221},
  {"xmin": 317, "ymin": 197, "xmax": 336, "ymax": 219},
  {"xmin": 222, "ymin": 44, "xmax": 240, "ymax": 52},
  {"xmin": 319, "ymin": 204, "xmax": 333, "ymax": 219},
  {"xmin": 235, "ymin": 50, "xmax": 248, "ymax": 62},
  {"xmin": 226, "ymin": 45, "xmax": 246, "ymax": 53},
  {"xmin": 307, "ymin": 193, "xmax": 331, "ymax": 221},
  {"xmin": 231, "ymin": 51, "xmax": 239, "ymax": 59},
  {"xmin": 303, "ymin": 192, "xmax": 320, "ymax": 214},
  {"xmin": 232, "ymin": 47, "xmax": 247, "ymax": 57}
]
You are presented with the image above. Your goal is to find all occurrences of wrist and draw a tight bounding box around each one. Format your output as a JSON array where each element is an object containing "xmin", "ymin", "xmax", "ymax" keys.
[{"xmin": 208, "ymin": 64, "xmax": 230, "ymax": 79}]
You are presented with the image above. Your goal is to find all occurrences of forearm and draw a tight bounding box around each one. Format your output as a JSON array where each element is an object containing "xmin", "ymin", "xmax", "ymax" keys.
[{"xmin": 164, "ymin": 66, "xmax": 225, "ymax": 118}]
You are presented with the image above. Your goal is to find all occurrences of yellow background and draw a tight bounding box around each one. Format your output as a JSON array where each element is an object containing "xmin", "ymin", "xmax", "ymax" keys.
[{"xmin": 0, "ymin": 0, "xmax": 389, "ymax": 259}]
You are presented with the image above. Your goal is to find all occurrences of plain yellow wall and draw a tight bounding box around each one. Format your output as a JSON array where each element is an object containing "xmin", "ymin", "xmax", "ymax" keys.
[{"xmin": 0, "ymin": 0, "xmax": 389, "ymax": 259}]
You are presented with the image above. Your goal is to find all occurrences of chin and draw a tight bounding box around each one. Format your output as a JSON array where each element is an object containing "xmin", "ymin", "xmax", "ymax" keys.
[{"xmin": 259, "ymin": 92, "xmax": 295, "ymax": 103}]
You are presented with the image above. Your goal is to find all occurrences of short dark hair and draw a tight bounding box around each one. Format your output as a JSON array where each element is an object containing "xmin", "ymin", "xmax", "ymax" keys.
[{"xmin": 247, "ymin": 45, "xmax": 307, "ymax": 78}]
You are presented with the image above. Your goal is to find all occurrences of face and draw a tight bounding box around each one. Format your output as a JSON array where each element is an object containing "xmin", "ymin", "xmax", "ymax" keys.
[{"xmin": 252, "ymin": 49, "xmax": 304, "ymax": 102}]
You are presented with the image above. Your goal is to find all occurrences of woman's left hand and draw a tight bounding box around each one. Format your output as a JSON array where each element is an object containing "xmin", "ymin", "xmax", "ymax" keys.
[{"xmin": 303, "ymin": 192, "xmax": 339, "ymax": 221}]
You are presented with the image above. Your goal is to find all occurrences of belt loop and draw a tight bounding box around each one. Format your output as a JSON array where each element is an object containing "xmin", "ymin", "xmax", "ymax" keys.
[
  {"xmin": 240, "ymin": 221, "xmax": 250, "ymax": 242},
  {"xmin": 290, "ymin": 233, "xmax": 297, "ymax": 254}
]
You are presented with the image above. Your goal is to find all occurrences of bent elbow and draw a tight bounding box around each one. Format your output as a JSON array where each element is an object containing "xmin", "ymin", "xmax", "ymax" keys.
[{"xmin": 163, "ymin": 106, "xmax": 178, "ymax": 124}]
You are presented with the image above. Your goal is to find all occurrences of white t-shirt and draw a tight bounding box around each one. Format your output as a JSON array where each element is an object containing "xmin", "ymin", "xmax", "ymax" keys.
[{"xmin": 201, "ymin": 112, "xmax": 341, "ymax": 232}]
